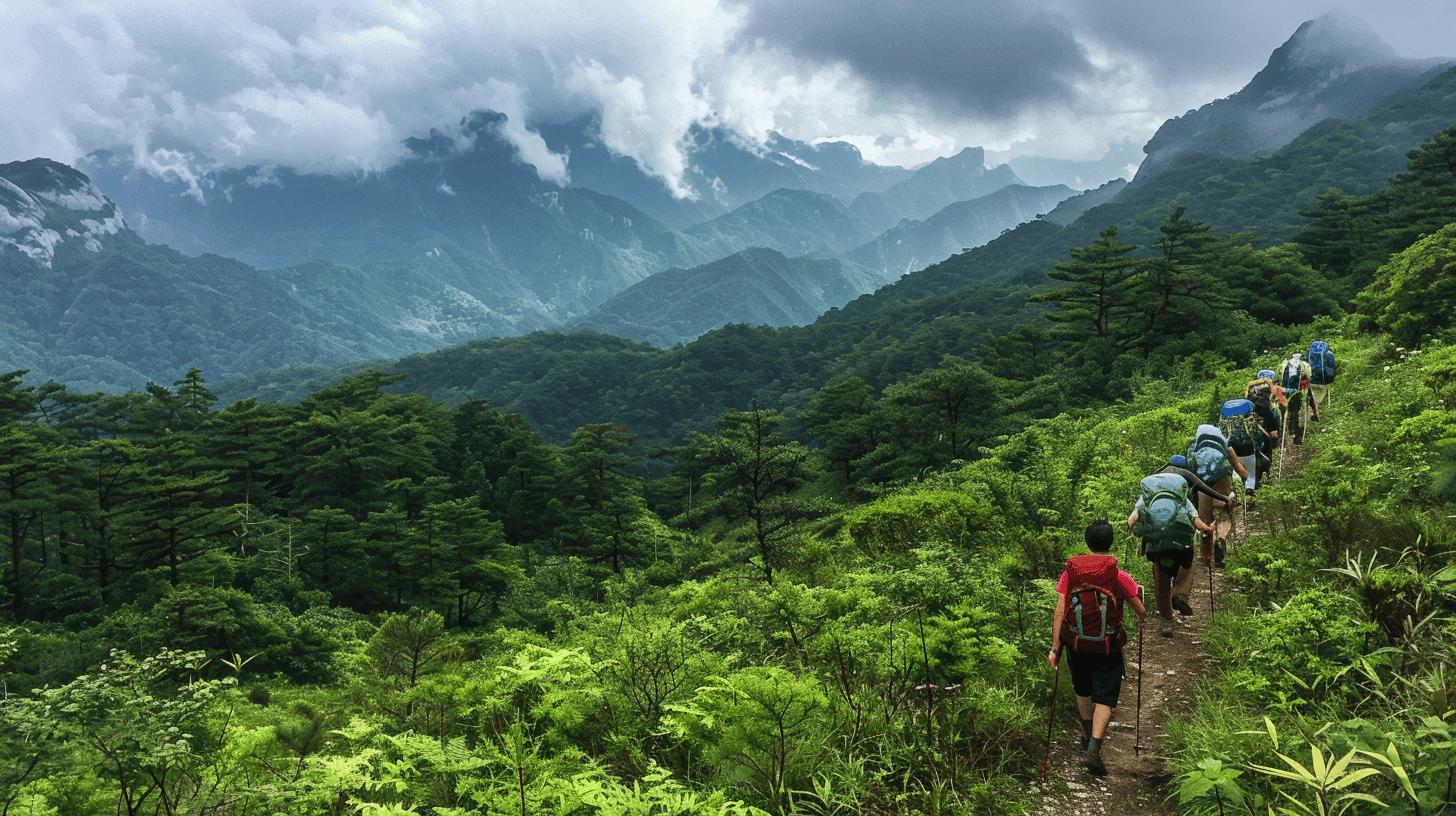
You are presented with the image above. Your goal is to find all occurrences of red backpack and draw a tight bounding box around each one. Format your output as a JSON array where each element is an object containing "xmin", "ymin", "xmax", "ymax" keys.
[{"xmin": 1060, "ymin": 554, "xmax": 1127, "ymax": 653}]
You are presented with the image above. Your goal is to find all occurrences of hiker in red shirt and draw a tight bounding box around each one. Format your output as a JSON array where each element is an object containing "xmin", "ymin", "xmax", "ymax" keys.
[{"xmin": 1049, "ymin": 520, "xmax": 1149, "ymax": 776}]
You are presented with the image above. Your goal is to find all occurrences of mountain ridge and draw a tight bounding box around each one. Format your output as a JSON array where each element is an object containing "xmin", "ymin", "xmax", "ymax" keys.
[
  {"xmin": 570, "ymin": 247, "xmax": 884, "ymax": 346},
  {"xmin": 1140, "ymin": 10, "xmax": 1451, "ymax": 173}
]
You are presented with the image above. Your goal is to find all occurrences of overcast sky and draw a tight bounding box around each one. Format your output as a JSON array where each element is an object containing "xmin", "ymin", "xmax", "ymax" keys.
[{"xmin": 1, "ymin": 0, "xmax": 1450, "ymax": 198}]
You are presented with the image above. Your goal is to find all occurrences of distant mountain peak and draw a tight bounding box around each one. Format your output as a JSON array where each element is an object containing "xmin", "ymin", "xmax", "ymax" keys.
[
  {"xmin": 0, "ymin": 159, "xmax": 126, "ymax": 267},
  {"xmin": 1138, "ymin": 12, "xmax": 1444, "ymax": 175},
  {"xmin": 928, "ymin": 146, "xmax": 986, "ymax": 171},
  {"xmin": 1272, "ymin": 11, "xmax": 1398, "ymax": 77}
]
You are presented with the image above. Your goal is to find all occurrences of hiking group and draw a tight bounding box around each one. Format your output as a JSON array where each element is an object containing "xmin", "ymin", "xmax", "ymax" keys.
[{"xmin": 1045, "ymin": 341, "xmax": 1335, "ymax": 778}]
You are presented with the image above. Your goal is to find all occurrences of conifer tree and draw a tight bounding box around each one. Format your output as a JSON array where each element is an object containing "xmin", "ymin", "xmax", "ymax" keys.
[
  {"xmin": 563, "ymin": 424, "xmax": 644, "ymax": 573},
  {"xmin": 1032, "ymin": 225, "xmax": 1143, "ymax": 350},
  {"xmin": 1140, "ymin": 206, "xmax": 1227, "ymax": 342},
  {"xmin": 692, "ymin": 409, "xmax": 814, "ymax": 583}
]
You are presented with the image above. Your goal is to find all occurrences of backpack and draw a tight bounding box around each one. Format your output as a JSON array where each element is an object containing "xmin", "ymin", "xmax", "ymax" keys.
[
  {"xmin": 1060, "ymin": 554, "xmax": 1127, "ymax": 653},
  {"xmin": 1281, "ymin": 355, "xmax": 1304, "ymax": 390},
  {"xmin": 1221, "ymin": 398, "xmax": 1260, "ymax": 455},
  {"xmin": 1133, "ymin": 473, "xmax": 1197, "ymax": 554},
  {"xmin": 1308, "ymin": 340, "xmax": 1336, "ymax": 385},
  {"xmin": 1187, "ymin": 423, "xmax": 1232, "ymax": 483}
]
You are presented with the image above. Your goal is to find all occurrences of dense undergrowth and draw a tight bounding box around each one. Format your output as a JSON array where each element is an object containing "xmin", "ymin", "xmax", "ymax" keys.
[{"xmin": 1167, "ymin": 335, "xmax": 1456, "ymax": 816}]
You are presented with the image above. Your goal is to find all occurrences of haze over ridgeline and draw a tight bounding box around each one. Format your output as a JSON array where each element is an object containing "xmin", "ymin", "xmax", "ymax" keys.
[{"xmin": 2, "ymin": 5, "xmax": 1451, "ymax": 391}]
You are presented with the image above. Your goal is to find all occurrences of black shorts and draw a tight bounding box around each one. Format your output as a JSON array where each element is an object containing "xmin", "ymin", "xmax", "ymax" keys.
[
  {"xmin": 1147, "ymin": 547, "xmax": 1194, "ymax": 576},
  {"xmin": 1066, "ymin": 648, "xmax": 1126, "ymax": 708}
]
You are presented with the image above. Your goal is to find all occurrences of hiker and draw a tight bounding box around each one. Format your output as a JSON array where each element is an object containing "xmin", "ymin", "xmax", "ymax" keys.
[
  {"xmin": 1223, "ymin": 396, "xmax": 1267, "ymax": 497},
  {"xmin": 1307, "ymin": 340, "xmax": 1336, "ymax": 411},
  {"xmin": 1244, "ymin": 372, "xmax": 1284, "ymax": 492},
  {"xmin": 1278, "ymin": 352, "xmax": 1322, "ymax": 444},
  {"xmin": 1127, "ymin": 472, "xmax": 1214, "ymax": 638},
  {"xmin": 1049, "ymin": 520, "xmax": 1149, "ymax": 776},
  {"xmin": 1159, "ymin": 454, "xmax": 1236, "ymax": 612},
  {"xmin": 1185, "ymin": 424, "xmax": 1246, "ymax": 568}
]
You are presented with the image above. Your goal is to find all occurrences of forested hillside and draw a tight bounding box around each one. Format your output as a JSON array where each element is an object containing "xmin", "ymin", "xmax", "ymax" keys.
[
  {"xmin": 571, "ymin": 250, "xmax": 886, "ymax": 347},
  {"xmin": 215, "ymin": 65, "xmax": 1456, "ymax": 456},
  {"xmin": 3, "ymin": 94, "xmax": 1454, "ymax": 813}
]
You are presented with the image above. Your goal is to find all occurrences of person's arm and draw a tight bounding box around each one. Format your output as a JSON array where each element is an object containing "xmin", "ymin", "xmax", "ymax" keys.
[
  {"xmin": 1226, "ymin": 446, "xmax": 1248, "ymax": 483},
  {"xmin": 1050, "ymin": 592, "xmax": 1067, "ymax": 667},
  {"xmin": 1127, "ymin": 592, "xmax": 1148, "ymax": 621},
  {"xmin": 1118, "ymin": 572, "xmax": 1149, "ymax": 620},
  {"xmin": 1260, "ymin": 409, "xmax": 1280, "ymax": 439},
  {"xmin": 1127, "ymin": 508, "xmax": 1139, "ymax": 534},
  {"xmin": 1195, "ymin": 517, "xmax": 1214, "ymax": 533}
]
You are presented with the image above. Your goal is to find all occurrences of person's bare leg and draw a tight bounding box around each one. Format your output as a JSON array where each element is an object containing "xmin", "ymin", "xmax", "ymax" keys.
[
  {"xmin": 1087, "ymin": 702, "xmax": 1113, "ymax": 775},
  {"xmin": 1076, "ymin": 694, "xmax": 1094, "ymax": 746},
  {"xmin": 1154, "ymin": 564, "xmax": 1173, "ymax": 620},
  {"xmin": 1172, "ymin": 556, "xmax": 1195, "ymax": 612},
  {"xmin": 1092, "ymin": 703, "xmax": 1113, "ymax": 739}
]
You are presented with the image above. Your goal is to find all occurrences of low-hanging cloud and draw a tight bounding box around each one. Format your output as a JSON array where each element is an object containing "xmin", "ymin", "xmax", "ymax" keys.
[{"xmin": 0, "ymin": 0, "xmax": 1448, "ymax": 200}]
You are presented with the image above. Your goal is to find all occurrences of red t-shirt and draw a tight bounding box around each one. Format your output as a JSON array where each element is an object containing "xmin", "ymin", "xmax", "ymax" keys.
[{"xmin": 1056, "ymin": 568, "xmax": 1140, "ymax": 599}]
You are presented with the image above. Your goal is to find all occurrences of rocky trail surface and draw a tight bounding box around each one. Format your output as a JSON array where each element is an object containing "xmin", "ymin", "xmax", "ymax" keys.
[{"xmin": 1033, "ymin": 426, "xmax": 1319, "ymax": 814}]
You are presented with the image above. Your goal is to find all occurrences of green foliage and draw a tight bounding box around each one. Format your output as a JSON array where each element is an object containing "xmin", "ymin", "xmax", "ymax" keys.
[
  {"xmin": 1357, "ymin": 223, "xmax": 1456, "ymax": 347},
  {"xmin": 6, "ymin": 101, "xmax": 1456, "ymax": 816},
  {"xmin": 1166, "ymin": 334, "xmax": 1456, "ymax": 816}
]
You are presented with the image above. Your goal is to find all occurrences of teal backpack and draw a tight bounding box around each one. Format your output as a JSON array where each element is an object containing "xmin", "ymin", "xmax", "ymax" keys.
[
  {"xmin": 1187, "ymin": 423, "xmax": 1232, "ymax": 484},
  {"xmin": 1133, "ymin": 473, "xmax": 1197, "ymax": 554}
]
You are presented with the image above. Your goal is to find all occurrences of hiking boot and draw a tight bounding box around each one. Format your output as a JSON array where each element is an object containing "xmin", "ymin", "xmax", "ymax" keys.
[
  {"xmin": 1080, "ymin": 719, "xmax": 1093, "ymax": 749},
  {"xmin": 1159, "ymin": 617, "xmax": 1174, "ymax": 638},
  {"xmin": 1086, "ymin": 738, "xmax": 1108, "ymax": 776},
  {"xmin": 1214, "ymin": 542, "xmax": 1226, "ymax": 568},
  {"xmin": 1172, "ymin": 596, "xmax": 1194, "ymax": 617}
]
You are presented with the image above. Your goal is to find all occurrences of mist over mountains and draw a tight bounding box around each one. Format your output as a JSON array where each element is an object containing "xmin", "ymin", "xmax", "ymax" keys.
[{"xmin": 1, "ymin": 11, "xmax": 1450, "ymax": 393}]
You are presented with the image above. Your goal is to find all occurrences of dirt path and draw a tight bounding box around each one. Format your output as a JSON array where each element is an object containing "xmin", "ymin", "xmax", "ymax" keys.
[{"xmin": 1033, "ymin": 429, "xmax": 1318, "ymax": 814}]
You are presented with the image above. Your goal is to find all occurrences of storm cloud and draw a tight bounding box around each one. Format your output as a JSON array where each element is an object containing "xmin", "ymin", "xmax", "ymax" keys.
[
  {"xmin": 0, "ymin": 0, "xmax": 1449, "ymax": 199},
  {"xmin": 743, "ymin": 0, "xmax": 1096, "ymax": 118}
]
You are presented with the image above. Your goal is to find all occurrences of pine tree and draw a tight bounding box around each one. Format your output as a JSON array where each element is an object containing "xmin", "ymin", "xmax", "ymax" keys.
[
  {"xmin": 129, "ymin": 433, "xmax": 227, "ymax": 586},
  {"xmin": 1032, "ymin": 226, "xmax": 1143, "ymax": 350},
  {"xmin": 693, "ymin": 409, "xmax": 815, "ymax": 583},
  {"xmin": 563, "ymin": 424, "xmax": 644, "ymax": 573},
  {"xmin": 802, "ymin": 376, "xmax": 878, "ymax": 488},
  {"xmin": 1140, "ymin": 206, "xmax": 1227, "ymax": 342},
  {"xmin": 0, "ymin": 425, "xmax": 59, "ymax": 614}
]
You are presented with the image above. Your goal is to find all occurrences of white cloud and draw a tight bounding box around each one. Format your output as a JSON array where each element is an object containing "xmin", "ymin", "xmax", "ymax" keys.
[
  {"xmin": 1, "ymin": 0, "xmax": 1441, "ymax": 199},
  {"xmin": 0, "ymin": 0, "xmax": 744, "ymax": 194}
]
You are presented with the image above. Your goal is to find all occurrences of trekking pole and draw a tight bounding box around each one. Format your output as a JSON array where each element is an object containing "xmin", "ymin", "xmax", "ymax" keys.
[
  {"xmin": 1208, "ymin": 551, "xmax": 1215, "ymax": 614},
  {"xmin": 1241, "ymin": 475, "xmax": 1248, "ymax": 531},
  {"xmin": 1277, "ymin": 409, "xmax": 1289, "ymax": 481},
  {"xmin": 1040, "ymin": 649, "xmax": 1062, "ymax": 783},
  {"xmin": 1134, "ymin": 621, "xmax": 1145, "ymax": 757}
]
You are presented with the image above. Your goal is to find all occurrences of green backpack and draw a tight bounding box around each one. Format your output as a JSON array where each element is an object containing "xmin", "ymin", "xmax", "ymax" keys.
[{"xmin": 1133, "ymin": 473, "xmax": 1197, "ymax": 554}]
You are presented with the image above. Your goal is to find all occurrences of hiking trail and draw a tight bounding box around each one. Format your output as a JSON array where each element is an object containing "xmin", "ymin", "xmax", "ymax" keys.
[{"xmin": 1032, "ymin": 425, "xmax": 1320, "ymax": 814}]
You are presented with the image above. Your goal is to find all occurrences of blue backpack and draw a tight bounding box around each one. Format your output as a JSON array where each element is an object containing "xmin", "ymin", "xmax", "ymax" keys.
[
  {"xmin": 1308, "ymin": 341, "xmax": 1336, "ymax": 385},
  {"xmin": 1220, "ymin": 398, "xmax": 1260, "ymax": 454}
]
